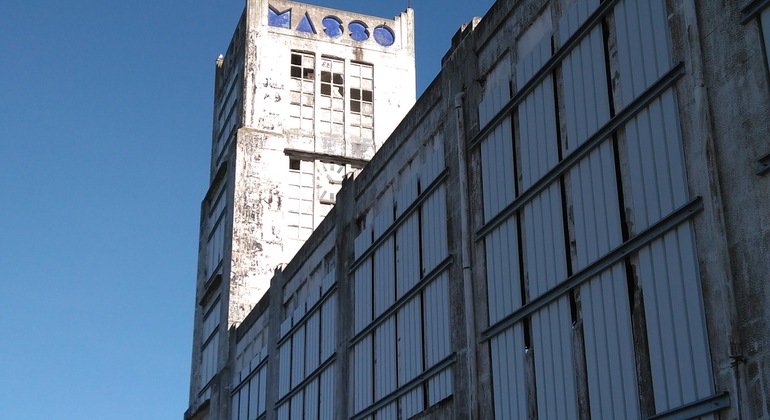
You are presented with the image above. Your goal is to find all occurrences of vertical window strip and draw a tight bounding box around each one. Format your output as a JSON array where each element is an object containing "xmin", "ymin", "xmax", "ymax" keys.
[
  {"xmin": 349, "ymin": 62, "xmax": 374, "ymax": 141},
  {"xmin": 290, "ymin": 52, "xmax": 315, "ymax": 132},
  {"xmin": 319, "ymin": 57, "xmax": 345, "ymax": 136}
]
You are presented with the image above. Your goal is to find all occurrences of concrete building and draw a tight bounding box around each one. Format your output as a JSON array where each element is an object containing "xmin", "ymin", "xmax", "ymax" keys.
[
  {"xmin": 189, "ymin": 0, "xmax": 770, "ymax": 419},
  {"xmin": 186, "ymin": 1, "xmax": 415, "ymax": 418}
]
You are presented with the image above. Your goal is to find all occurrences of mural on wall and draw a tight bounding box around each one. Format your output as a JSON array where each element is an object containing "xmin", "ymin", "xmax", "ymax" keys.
[{"xmin": 268, "ymin": 6, "xmax": 396, "ymax": 47}]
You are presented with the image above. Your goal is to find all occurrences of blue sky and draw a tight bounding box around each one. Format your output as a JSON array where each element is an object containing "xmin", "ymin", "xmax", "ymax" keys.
[{"xmin": 0, "ymin": 0, "xmax": 493, "ymax": 418}]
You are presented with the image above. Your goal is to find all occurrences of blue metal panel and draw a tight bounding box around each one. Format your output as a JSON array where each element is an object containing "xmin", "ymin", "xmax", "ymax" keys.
[
  {"xmin": 290, "ymin": 391, "xmax": 304, "ymax": 419},
  {"xmin": 420, "ymin": 186, "xmax": 448, "ymax": 275},
  {"xmin": 374, "ymin": 319, "xmax": 397, "ymax": 400},
  {"xmin": 320, "ymin": 294, "xmax": 336, "ymax": 361},
  {"xmin": 305, "ymin": 311, "xmax": 320, "ymax": 374},
  {"xmin": 278, "ymin": 341, "xmax": 292, "ymax": 398},
  {"xmin": 561, "ymin": 5, "xmax": 640, "ymax": 416},
  {"xmin": 485, "ymin": 218, "xmax": 522, "ymax": 325},
  {"xmin": 396, "ymin": 214, "xmax": 420, "ymax": 298},
  {"xmin": 353, "ymin": 337, "xmax": 373, "ymax": 413},
  {"xmin": 424, "ymin": 273, "xmax": 452, "ymax": 404},
  {"xmin": 373, "ymin": 236, "xmax": 395, "ymax": 318},
  {"xmin": 305, "ymin": 378, "xmax": 319, "ymax": 420},
  {"xmin": 616, "ymin": 1, "xmax": 713, "ymax": 412},
  {"xmin": 490, "ymin": 326, "xmax": 527, "ymax": 420},
  {"xmin": 319, "ymin": 366, "xmax": 335, "ymax": 419},
  {"xmin": 532, "ymin": 298, "xmax": 578, "ymax": 420},
  {"xmin": 614, "ymin": 0, "xmax": 672, "ymax": 106},
  {"xmin": 291, "ymin": 325, "xmax": 306, "ymax": 388},
  {"xmin": 478, "ymin": 70, "xmax": 515, "ymax": 221}
]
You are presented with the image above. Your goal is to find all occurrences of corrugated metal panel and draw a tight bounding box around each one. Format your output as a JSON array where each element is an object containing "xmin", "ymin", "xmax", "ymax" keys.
[
  {"xmin": 420, "ymin": 186, "xmax": 448, "ymax": 275},
  {"xmin": 231, "ymin": 393, "xmax": 239, "ymax": 420},
  {"xmin": 397, "ymin": 296, "xmax": 424, "ymax": 417},
  {"xmin": 354, "ymin": 258, "xmax": 373, "ymax": 334},
  {"xmin": 279, "ymin": 317, "xmax": 292, "ymax": 338},
  {"xmin": 516, "ymin": 35, "xmax": 551, "ymax": 93},
  {"xmin": 418, "ymin": 139, "xmax": 445, "ymax": 188},
  {"xmin": 277, "ymin": 403, "xmax": 289, "ymax": 420},
  {"xmin": 395, "ymin": 173, "xmax": 418, "ymax": 217},
  {"xmin": 479, "ymin": 59, "xmax": 511, "ymax": 127},
  {"xmin": 374, "ymin": 319, "xmax": 397, "ymax": 400},
  {"xmin": 522, "ymin": 188, "xmax": 567, "ymax": 297},
  {"xmin": 238, "ymin": 385, "xmax": 249, "ymax": 420},
  {"xmin": 319, "ymin": 366, "xmax": 335, "ymax": 420},
  {"xmin": 305, "ymin": 311, "xmax": 320, "ymax": 373},
  {"xmin": 561, "ymin": 9, "xmax": 641, "ymax": 417},
  {"xmin": 396, "ymin": 214, "xmax": 420, "ymax": 298},
  {"xmin": 479, "ymin": 65, "xmax": 515, "ymax": 222},
  {"xmin": 305, "ymin": 378, "xmax": 319, "ymax": 420},
  {"xmin": 376, "ymin": 402, "xmax": 397, "ymax": 420},
  {"xmin": 532, "ymin": 299, "xmax": 578, "ymax": 420},
  {"xmin": 614, "ymin": 0, "xmax": 672, "ymax": 106},
  {"xmin": 321, "ymin": 270, "xmax": 335, "ymax": 295},
  {"xmin": 353, "ymin": 336, "xmax": 373, "ymax": 413},
  {"xmin": 321, "ymin": 294, "xmax": 337, "ymax": 361},
  {"xmin": 278, "ymin": 340, "xmax": 292, "ymax": 398},
  {"xmin": 355, "ymin": 225, "xmax": 372, "ymax": 259},
  {"xmin": 485, "ymin": 218, "xmax": 522, "ymax": 325},
  {"xmin": 374, "ymin": 237, "xmax": 395, "ymax": 318},
  {"xmin": 258, "ymin": 366, "xmax": 267, "ymax": 417},
  {"xmin": 624, "ymin": 93, "xmax": 689, "ymax": 229},
  {"xmin": 424, "ymin": 273, "xmax": 452, "ymax": 404},
  {"xmin": 617, "ymin": 4, "xmax": 714, "ymax": 404},
  {"xmin": 480, "ymin": 115, "xmax": 515, "ymax": 222},
  {"xmin": 638, "ymin": 227, "xmax": 713, "ymax": 412},
  {"xmin": 518, "ymin": 86, "xmax": 559, "ymax": 189},
  {"xmin": 291, "ymin": 324, "xmax": 306, "ymax": 388},
  {"xmin": 559, "ymin": 0, "xmax": 600, "ymax": 43},
  {"xmin": 248, "ymin": 373, "xmax": 259, "ymax": 419},
  {"xmin": 290, "ymin": 391, "xmax": 304, "ymax": 419},
  {"xmin": 491, "ymin": 326, "xmax": 527, "ymax": 420}
]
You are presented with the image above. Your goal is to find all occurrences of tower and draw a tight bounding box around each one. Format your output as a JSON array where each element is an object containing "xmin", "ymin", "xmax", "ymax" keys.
[{"xmin": 186, "ymin": 0, "xmax": 415, "ymax": 418}]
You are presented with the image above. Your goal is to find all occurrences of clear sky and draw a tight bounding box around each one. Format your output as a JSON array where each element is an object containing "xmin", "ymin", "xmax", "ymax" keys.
[{"xmin": 0, "ymin": 0, "xmax": 494, "ymax": 418}]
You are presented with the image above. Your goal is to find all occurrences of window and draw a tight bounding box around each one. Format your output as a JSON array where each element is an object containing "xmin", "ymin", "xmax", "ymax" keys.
[
  {"xmin": 200, "ymin": 299, "xmax": 221, "ymax": 392},
  {"xmin": 289, "ymin": 52, "xmax": 315, "ymax": 131},
  {"xmin": 286, "ymin": 159, "xmax": 315, "ymax": 240},
  {"xmin": 319, "ymin": 57, "xmax": 345, "ymax": 136},
  {"xmin": 206, "ymin": 187, "xmax": 226, "ymax": 281},
  {"xmin": 349, "ymin": 62, "xmax": 374, "ymax": 141}
]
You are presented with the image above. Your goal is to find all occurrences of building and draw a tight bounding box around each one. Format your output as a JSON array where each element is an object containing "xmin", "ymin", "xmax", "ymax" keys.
[
  {"xmin": 189, "ymin": 0, "xmax": 770, "ymax": 419},
  {"xmin": 186, "ymin": 1, "xmax": 416, "ymax": 418}
]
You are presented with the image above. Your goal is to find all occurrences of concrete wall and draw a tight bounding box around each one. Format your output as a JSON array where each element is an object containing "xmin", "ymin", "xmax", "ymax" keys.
[{"xmin": 198, "ymin": 0, "xmax": 770, "ymax": 419}]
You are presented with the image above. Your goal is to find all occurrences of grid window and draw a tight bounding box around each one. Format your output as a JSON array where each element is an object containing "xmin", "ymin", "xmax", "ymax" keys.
[
  {"xmin": 206, "ymin": 187, "xmax": 227, "ymax": 280},
  {"xmin": 349, "ymin": 62, "xmax": 374, "ymax": 141},
  {"xmin": 201, "ymin": 299, "xmax": 221, "ymax": 391},
  {"xmin": 290, "ymin": 52, "xmax": 315, "ymax": 132},
  {"xmin": 286, "ymin": 159, "xmax": 315, "ymax": 240},
  {"xmin": 319, "ymin": 57, "xmax": 345, "ymax": 136}
]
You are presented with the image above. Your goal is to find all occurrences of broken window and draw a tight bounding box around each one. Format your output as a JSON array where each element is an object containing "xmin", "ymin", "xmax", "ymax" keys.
[
  {"xmin": 319, "ymin": 57, "xmax": 345, "ymax": 136},
  {"xmin": 289, "ymin": 52, "xmax": 315, "ymax": 131},
  {"xmin": 349, "ymin": 62, "xmax": 374, "ymax": 141}
]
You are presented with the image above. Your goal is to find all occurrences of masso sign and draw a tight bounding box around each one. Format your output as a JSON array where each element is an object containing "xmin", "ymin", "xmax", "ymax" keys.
[{"xmin": 268, "ymin": 6, "xmax": 397, "ymax": 47}]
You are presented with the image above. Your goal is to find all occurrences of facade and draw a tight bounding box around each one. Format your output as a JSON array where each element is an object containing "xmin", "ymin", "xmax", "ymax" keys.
[
  {"xmin": 186, "ymin": 1, "xmax": 416, "ymax": 418},
  {"xmin": 190, "ymin": 0, "xmax": 770, "ymax": 419}
]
